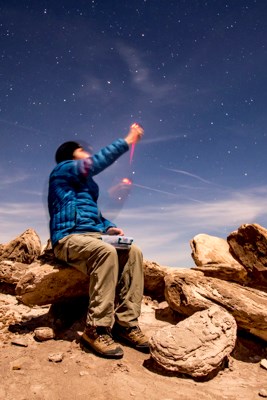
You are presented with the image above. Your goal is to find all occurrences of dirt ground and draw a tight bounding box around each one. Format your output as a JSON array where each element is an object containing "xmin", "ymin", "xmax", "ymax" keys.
[{"xmin": 0, "ymin": 294, "xmax": 267, "ymax": 400}]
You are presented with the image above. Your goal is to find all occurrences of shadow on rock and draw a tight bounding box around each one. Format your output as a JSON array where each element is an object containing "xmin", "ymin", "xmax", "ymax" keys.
[
  {"xmin": 8, "ymin": 296, "xmax": 88, "ymax": 342},
  {"xmin": 232, "ymin": 329, "xmax": 267, "ymax": 363}
]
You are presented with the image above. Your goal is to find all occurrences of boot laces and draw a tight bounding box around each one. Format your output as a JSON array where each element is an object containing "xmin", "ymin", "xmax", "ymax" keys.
[
  {"xmin": 96, "ymin": 328, "xmax": 114, "ymax": 345},
  {"xmin": 130, "ymin": 326, "xmax": 145, "ymax": 339}
]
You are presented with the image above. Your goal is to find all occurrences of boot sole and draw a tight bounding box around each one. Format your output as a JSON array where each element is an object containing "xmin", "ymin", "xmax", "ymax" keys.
[
  {"xmin": 112, "ymin": 332, "xmax": 150, "ymax": 354},
  {"xmin": 80, "ymin": 335, "xmax": 124, "ymax": 359}
]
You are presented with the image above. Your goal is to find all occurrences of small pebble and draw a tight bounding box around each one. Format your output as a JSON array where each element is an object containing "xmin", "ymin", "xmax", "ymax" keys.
[
  {"xmin": 48, "ymin": 353, "xmax": 64, "ymax": 363},
  {"xmin": 259, "ymin": 388, "xmax": 267, "ymax": 398},
  {"xmin": 11, "ymin": 338, "xmax": 28, "ymax": 347},
  {"xmin": 79, "ymin": 371, "xmax": 89, "ymax": 376},
  {"xmin": 10, "ymin": 356, "xmax": 29, "ymax": 370},
  {"xmin": 11, "ymin": 363, "xmax": 22, "ymax": 370},
  {"xmin": 34, "ymin": 327, "xmax": 54, "ymax": 342}
]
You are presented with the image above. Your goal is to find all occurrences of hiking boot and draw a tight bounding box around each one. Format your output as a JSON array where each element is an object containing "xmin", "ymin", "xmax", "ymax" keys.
[
  {"xmin": 112, "ymin": 323, "xmax": 150, "ymax": 353},
  {"xmin": 81, "ymin": 325, "xmax": 124, "ymax": 359}
]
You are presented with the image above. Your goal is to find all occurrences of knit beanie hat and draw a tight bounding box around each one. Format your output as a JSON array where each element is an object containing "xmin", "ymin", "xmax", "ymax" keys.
[{"xmin": 55, "ymin": 141, "xmax": 81, "ymax": 163}]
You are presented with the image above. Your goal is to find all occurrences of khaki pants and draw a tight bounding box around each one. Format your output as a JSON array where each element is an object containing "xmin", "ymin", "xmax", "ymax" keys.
[{"xmin": 54, "ymin": 233, "xmax": 144, "ymax": 328}]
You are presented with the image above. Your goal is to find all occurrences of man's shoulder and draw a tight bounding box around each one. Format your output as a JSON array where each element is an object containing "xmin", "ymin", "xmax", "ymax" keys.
[{"xmin": 50, "ymin": 160, "xmax": 75, "ymax": 175}]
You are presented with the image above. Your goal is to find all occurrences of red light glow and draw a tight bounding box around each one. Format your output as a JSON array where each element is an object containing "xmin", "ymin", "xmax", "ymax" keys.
[{"xmin": 122, "ymin": 178, "xmax": 132, "ymax": 185}]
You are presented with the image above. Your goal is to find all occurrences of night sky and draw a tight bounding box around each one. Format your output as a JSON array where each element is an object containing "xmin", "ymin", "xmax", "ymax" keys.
[{"xmin": 1, "ymin": 0, "xmax": 267, "ymax": 267}]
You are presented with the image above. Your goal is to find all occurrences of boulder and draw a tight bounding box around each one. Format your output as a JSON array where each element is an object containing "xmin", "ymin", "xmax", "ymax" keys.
[
  {"xmin": 149, "ymin": 305, "xmax": 237, "ymax": 378},
  {"xmin": 0, "ymin": 229, "xmax": 41, "ymax": 264},
  {"xmin": 16, "ymin": 261, "xmax": 89, "ymax": 306},
  {"xmin": 14, "ymin": 257, "xmax": 170, "ymax": 306},
  {"xmin": 0, "ymin": 261, "xmax": 29, "ymax": 285},
  {"xmin": 190, "ymin": 234, "xmax": 247, "ymax": 284},
  {"xmin": 228, "ymin": 223, "xmax": 267, "ymax": 288},
  {"xmin": 0, "ymin": 243, "xmax": 4, "ymax": 256},
  {"xmin": 143, "ymin": 259, "xmax": 169, "ymax": 301},
  {"xmin": 164, "ymin": 269, "xmax": 267, "ymax": 341}
]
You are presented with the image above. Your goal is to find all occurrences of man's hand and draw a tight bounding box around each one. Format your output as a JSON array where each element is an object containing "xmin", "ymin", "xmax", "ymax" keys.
[
  {"xmin": 124, "ymin": 123, "xmax": 144, "ymax": 145},
  {"xmin": 106, "ymin": 227, "xmax": 124, "ymax": 236}
]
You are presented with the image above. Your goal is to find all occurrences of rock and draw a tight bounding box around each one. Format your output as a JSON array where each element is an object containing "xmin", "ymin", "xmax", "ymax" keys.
[
  {"xmin": 190, "ymin": 234, "xmax": 247, "ymax": 284},
  {"xmin": 48, "ymin": 353, "xmax": 64, "ymax": 362},
  {"xmin": 164, "ymin": 269, "xmax": 267, "ymax": 341},
  {"xmin": 149, "ymin": 305, "xmax": 237, "ymax": 378},
  {"xmin": 11, "ymin": 337, "xmax": 29, "ymax": 347},
  {"xmin": 0, "ymin": 293, "xmax": 50, "ymax": 340},
  {"xmin": 227, "ymin": 223, "xmax": 267, "ymax": 288},
  {"xmin": 16, "ymin": 261, "xmax": 89, "ymax": 306},
  {"xmin": 0, "ymin": 229, "xmax": 41, "ymax": 264},
  {"xmin": 143, "ymin": 259, "xmax": 169, "ymax": 301},
  {"xmin": 260, "ymin": 359, "xmax": 267, "ymax": 370},
  {"xmin": 34, "ymin": 327, "xmax": 55, "ymax": 341},
  {"xmin": 0, "ymin": 243, "xmax": 4, "ymax": 257},
  {"xmin": 138, "ymin": 300, "xmax": 182, "ymax": 339},
  {"xmin": 16, "ymin": 258, "xmax": 168, "ymax": 306},
  {"xmin": 0, "ymin": 261, "xmax": 29, "ymax": 285},
  {"xmin": 259, "ymin": 389, "xmax": 267, "ymax": 398},
  {"xmin": 79, "ymin": 371, "xmax": 89, "ymax": 376}
]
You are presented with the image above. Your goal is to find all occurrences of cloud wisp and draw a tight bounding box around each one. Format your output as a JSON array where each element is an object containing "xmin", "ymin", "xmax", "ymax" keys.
[
  {"xmin": 121, "ymin": 188, "xmax": 267, "ymax": 228},
  {"xmin": 117, "ymin": 42, "xmax": 176, "ymax": 101},
  {"xmin": 0, "ymin": 170, "xmax": 31, "ymax": 187},
  {"xmin": 0, "ymin": 201, "xmax": 49, "ymax": 244}
]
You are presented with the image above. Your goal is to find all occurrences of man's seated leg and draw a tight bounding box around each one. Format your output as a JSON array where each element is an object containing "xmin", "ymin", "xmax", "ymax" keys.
[
  {"xmin": 113, "ymin": 244, "xmax": 150, "ymax": 353},
  {"xmin": 55, "ymin": 233, "xmax": 124, "ymax": 358}
]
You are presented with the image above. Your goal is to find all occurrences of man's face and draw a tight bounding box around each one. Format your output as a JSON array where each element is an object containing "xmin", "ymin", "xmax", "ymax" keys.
[{"xmin": 72, "ymin": 147, "xmax": 90, "ymax": 160}]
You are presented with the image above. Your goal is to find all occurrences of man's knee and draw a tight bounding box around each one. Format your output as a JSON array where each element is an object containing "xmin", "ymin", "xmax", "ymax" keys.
[
  {"xmin": 130, "ymin": 244, "xmax": 143, "ymax": 260},
  {"xmin": 96, "ymin": 241, "xmax": 118, "ymax": 259}
]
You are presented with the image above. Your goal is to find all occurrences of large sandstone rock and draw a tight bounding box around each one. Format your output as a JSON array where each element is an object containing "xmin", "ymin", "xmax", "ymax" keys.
[
  {"xmin": 164, "ymin": 269, "xmax": 267, "ymax": 341},
  {"xmin": 143, "ymin": 259, "xmax": 169, "ymax": 300},
  {"xmin": 190, "ymin": 234, "xmax": 247, "ymax": 284},
  {"xmin": 149, "ymin": 305, "xmax": 237, "ymax": 378},
  {"xmin": 15, "ymin": 257, "xmax": 170, "ymax": 306},
  {"xmin": 0, "ymin": 229, "xmax": 41, "ymax": 264},
  {"xmin": 16, "ymin": 262, "xmax": 89, "ymax": 306},
  {"xmin": 0, "ymin": 261, "xmax": 29, "ymax": 285},
  {"xmin": 228, "ymin": 223, "xmax": 267, "ymax": 288}
]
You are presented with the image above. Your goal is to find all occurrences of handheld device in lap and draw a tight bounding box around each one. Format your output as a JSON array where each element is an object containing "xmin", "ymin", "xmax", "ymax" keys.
[{"xmin": 101, "ymin": 235, "xmax": 134, "ymax": 249}]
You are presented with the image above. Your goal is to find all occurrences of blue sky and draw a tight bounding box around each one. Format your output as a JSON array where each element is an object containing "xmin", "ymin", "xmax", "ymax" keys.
[{"xmin": 1, "ymin": 0, "xmax": 267, "ymax": 267}]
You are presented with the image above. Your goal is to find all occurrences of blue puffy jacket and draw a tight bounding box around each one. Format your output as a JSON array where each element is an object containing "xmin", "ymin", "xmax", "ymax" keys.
[{"xmin": 48, "ymin": 138, "xmax": 129, "ymax": 246}]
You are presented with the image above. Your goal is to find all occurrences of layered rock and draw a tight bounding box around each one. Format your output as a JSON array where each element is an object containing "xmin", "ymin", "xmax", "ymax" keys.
[
  {"xmin": 227, "ymin": 223, "xmax": 267, "ymax": 288},
  {"xmin": 15, "ymin": 258, "xmax": 168, "ymax": 306},
  {"xmin": 0, "ymin": 261, "xmax": 29, "ymax": 286},
  {"xmin": 150, "ymin": 305, "xmax": 237, "ymax": 378},
  {"xmin": 164, "ymin": 268, "xmax": 267, "ymax": 341},
  {"xmin": 143, "ymin": 260, "xmax": 169, "ymax": 301},
  {"xmin": 0, "ymin": 229, "xmax": 41, "ymax": 264},
  {"xmin": 16, "ymin": 262, "xmax": 89, "ymax": 306},
  {"xmin": 190, "ymin": 233, "xmax": 248, "ymax": 284}
]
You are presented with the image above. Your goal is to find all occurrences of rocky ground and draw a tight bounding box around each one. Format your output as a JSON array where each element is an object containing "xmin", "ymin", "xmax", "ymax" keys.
[{"xmin": 1, "ymin": 293, "xmax": 267, "ymax": 400}]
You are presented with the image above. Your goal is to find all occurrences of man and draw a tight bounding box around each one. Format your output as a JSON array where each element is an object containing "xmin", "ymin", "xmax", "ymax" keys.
[{"xmin": 48, "ymin": 123, "xmax": 149, "ymax": 359}]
